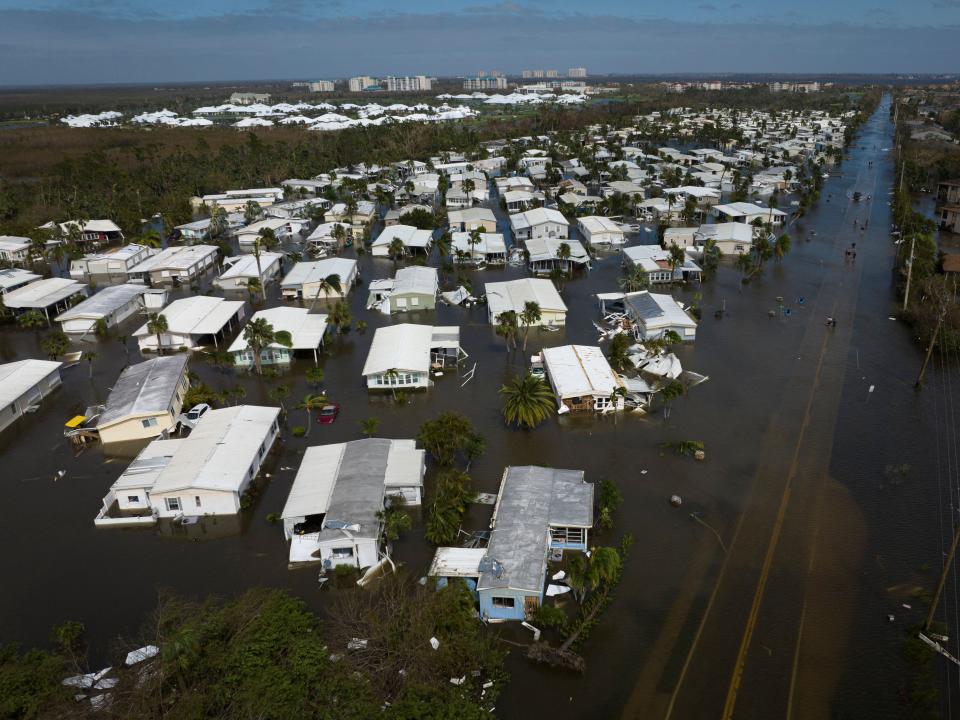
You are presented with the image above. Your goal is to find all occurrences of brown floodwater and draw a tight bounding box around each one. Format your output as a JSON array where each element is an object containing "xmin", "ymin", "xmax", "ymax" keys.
[{"xmin": 0, "ymin": 94, "xmax": 956, "ymax": 718}]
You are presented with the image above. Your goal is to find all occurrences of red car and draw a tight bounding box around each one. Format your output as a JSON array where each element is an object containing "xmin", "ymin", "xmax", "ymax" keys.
[{"xmin": 316, "ymin": 402, "xmax": 341, "ymax": 425}]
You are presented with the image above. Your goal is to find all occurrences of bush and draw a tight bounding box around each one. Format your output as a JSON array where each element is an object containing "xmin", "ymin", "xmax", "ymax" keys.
[{"xmin": 291, "ymin": 426, "xmax": 306, "ymax": 437}]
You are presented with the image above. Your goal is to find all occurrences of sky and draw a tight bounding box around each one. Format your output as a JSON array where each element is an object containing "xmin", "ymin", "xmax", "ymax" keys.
[{"xmin": 0, "ymin": 0, "xmax": 958, "ymax": 85}]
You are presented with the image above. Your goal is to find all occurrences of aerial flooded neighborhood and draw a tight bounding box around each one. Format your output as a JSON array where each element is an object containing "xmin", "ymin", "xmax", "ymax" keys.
[{"xmin": 1, "ymin": 2, "xmax": 960, "ymax": 718}]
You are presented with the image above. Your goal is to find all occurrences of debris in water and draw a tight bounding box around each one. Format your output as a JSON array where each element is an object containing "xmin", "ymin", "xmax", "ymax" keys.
[
  {"xmin": 670, "ymin": 495, "xmax": 683, "ymax": 507},
  {"xmin": 54, "ymin": 470, "xmax": 66, "ymax": 481},
  {"xmin": 450, "ymin": 676, "xmax": 466, "ymax": 686},
  {"xmin": 902, "ymin": 603, "xmax": 912, "ymax": 609},
  {"xmin": 429, "ymin": 637, "xmax": 440, "ymax": 650}
]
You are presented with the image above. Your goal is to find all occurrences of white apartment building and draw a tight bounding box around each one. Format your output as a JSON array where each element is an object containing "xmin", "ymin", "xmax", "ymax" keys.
[
  {"xmin": 348, "ymin": 76, "xmax": 380, "ymax": 92},
  {"xmin": 568, "ymin": 67, "xmax": 587, "ymax": 78},
  {"xmin": 464, "ymin": 76, "xmax": 508, "ymax": 90},
  {"xmin": 384, "ymin": 75, "xmax": 432, "ymax": 92}
]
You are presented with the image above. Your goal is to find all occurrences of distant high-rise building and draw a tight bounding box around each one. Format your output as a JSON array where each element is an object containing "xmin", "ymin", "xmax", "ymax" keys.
[
  {"xmin": 464, "ymin": 76, "xmax": 508, "ymax": 90},
  {"xmin": 348, "ymin": 76, "xmax": 380, "ymax": 92},
  {"xmin": 568, "ymin": 67, "xmax": 587, "ymax": 78},
  {"xmin": 384, "ymin": 75, "xmax": 432, "ymax": 92},
  {"xmin": 491, "ymin": 70, "xmax": 503, "ymax": 77},
  {"xmin": 545, "ymin": 69, "xmax": 559, "ymax": 78},
  {"xmin": 294, "ymin": 80, "xmax": 335, "ymax": 92},
  {"xmin": 522, "ymin": 69, "xmax": 546, "ymax": 79}
]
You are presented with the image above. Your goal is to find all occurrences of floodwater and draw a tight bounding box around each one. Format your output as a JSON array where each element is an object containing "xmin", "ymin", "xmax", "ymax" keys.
[{"xmin": 0, "ymin": 94, "xmax": 956, "ymax": 718}]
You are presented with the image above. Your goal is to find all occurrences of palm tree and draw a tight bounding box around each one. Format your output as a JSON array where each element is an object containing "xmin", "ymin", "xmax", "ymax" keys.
[
  {"xmin": 388, "ymin": 237, "xmax": 406, "ymax": 267},
  {"xmin": 241, "ymin": 317, "xmax": 292, "ymax": 375},
  {"xmin": 326, "ymin": 300, "xmax": 352, "ymax": 336},
  {"xmin": 252, "ymin": 227, "xmax": 278, "ymax": 288},
  {"xmin": 231, "ymin": 384, "xmax": 247, "ymax": 406},
  {"xmin": 566, "ymin": 546, "xmax": 623, "ymax": 602},
  {"xmin": 467, "ymin": 227, "xmax": 483, "ymax": 264},
  {"xmin": 296, "ymin": 393, "xmax": 327, "ymax": 436},
  {"xmin": 500, "ymin": 373, "xmax": 556, "ymax": 429},
  {"xmin": 701, "ymin": 237, "xmax": 723, "ymax": 275},
  {"xmin": 383, "ymin": 368, "xmax": 401, "ymax": 400},
  {"xmin": 146, "ymin": 312, "xmax": 168, "ymax": 355},
  {"xmin": 619, "ymin": 265, "xmax": 650, "ymax": 293},
  {"xmin": 245, "ymin": 277, "xmax": 263, "ymax": 304},
  {"xmin": 519, "ymin": 301, "xmax": 541, "ymax": 351},
  {"xmin": 557, "ymin": 242, "xmax": 572, "ymax": 274},
  {"xmin": 774, "ymin": 233, "xmax": 791, "ymax": 262},
  {"xmin": 268, "ymin": 384, "xmax": 291, "ymax": 415},
  {"xmin": 667, "ymin": 242, "xmax": 686, "ymax": 281},
  {"xmin": 607, "ymin": 333, "xmax": 634, "ymax": 373},
  {"xmin": 435, "ymin": 230, "xmax": 451, "ymax": 280},
  {"xmin": 658, "ymin": 379, "xmax": 685, "ymax": 419},
  {"xmin": 85, "ymin": 350, "xmax": 98, "ymax": 380},
  {"xmin": 16, "ymin": 310, "xmax": 47, "ymax": 329},
  {"xmin": 308, "ymin": 273, "xmax": 342, "ymax": 314},
  {"xmin": 359, "ymin": 417, "xmax": 380, "ymax": 437},
  {"xmin": 495, "ymin": 310, "xmax": 519, "ymax": 352},
  {"xmin": 376, "ymin": 506, "xmax": 412, "ymax": 543}
]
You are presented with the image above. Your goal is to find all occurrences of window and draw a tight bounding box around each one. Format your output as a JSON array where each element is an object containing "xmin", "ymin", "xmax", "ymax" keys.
[
  {"xmin": 141, "ymin": 417, "xmax": 159, "ymax": 429},
  {"xmin": 127, "ymin": 495, "xmax": 140, "ymax": 503},
  {"xmin": 332, "ymin": 547, "xmax": 354, "ymax": 559},
  {"xmin": 410, "ymin": 296, "xmax": 419, "ymax": 307},
  {"xmin": 492, "ymin": 596, "xmax": 515, "ymax": 608},
  {"xmin": 194, "ymin": 496, "xmax": 202, "ymax": 508},
  {"xmin": 551, "ymin": 526, "xmax": 585, "ymax": 545},
  {"xmin": 165, "ymin": 497, "xmax": 181, "ymax": 512},
  {"xmin": 396, "ymin": 297, "xmax": 407, "ymax": 308}
]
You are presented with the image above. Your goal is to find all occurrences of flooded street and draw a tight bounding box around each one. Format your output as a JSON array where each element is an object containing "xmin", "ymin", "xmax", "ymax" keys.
[{"xmin": 0, "ymin": 94, "xmax": 955, "ymax": 718}]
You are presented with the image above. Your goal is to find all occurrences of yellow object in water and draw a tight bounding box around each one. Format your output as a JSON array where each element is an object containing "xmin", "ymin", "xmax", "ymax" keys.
[{"xmin": 64, "ymin": 415, "xmax": 87, "ymax": 429}]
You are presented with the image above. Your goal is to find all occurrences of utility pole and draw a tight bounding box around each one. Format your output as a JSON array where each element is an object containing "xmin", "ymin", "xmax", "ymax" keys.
[
  {"xmin": 916, "ymin": 307, "xmax": 946, "ymax": 388},
  {"xmin": 926, "ymin": 517, "xmax": 960, "ymax": 631},
  {"xmin": 902, "ymin": 233, "xmax": 916, "ymax": 312}
]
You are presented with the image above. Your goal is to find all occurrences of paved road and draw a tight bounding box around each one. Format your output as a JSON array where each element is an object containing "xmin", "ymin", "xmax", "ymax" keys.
[{"xmin": 621, "ymin": 96, "xmax": 893, "ymax": 719}]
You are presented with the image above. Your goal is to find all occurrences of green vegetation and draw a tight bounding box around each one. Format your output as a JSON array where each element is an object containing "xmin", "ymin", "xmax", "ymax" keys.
[
  {"xmin": 500, "ymin": 373, "xmax": 556, "ymax": 430},
  {"xmin": 39, "ymin": 330, "xmax": 69, "ymax": 360},
  {"xmin": 241, "ymin": 317, "xmax": 292, "ymax": 376},
  {"xmin": 425, "ymin": 469, "xmax": 474, "ymax": 546},
  {"xmin": 417, "ymin": 412, "xmax": 482, "ymax": 467}
]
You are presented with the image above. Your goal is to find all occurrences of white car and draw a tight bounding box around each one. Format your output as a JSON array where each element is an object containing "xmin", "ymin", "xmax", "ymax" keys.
[{"xmin": 186, "ymin": 403, "xmax": 211, "ymax": 423}]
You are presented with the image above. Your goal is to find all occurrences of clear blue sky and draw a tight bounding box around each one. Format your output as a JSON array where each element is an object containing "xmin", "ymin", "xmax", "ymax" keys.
[{"xmin": 0, "ymin": 0, "xmax": 957, "ymax": 85}]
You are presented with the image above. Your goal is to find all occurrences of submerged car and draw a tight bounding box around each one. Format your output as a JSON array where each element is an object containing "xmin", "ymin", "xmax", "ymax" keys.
[{"xmin": 317, "ymin": 402, "xmax": 341, "ymax": 425}]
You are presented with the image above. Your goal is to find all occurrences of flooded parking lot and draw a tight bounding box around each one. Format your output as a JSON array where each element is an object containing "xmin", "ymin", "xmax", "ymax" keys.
[{"xmin": 1, "ymin": 95, "xmax": 956, "ymax": 718}]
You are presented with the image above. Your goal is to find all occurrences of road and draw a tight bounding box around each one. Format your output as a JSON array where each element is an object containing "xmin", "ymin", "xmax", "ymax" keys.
[{"xmin": 621, "ymin": 96, "xmax": 893, "ymax": 719}]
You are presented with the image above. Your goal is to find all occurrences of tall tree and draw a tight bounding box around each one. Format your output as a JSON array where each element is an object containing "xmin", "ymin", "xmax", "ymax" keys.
[
  {"xmin": 519, "ymin": 301, "xmax": 541, "ymax": 351},
  {"xmin": 146, "ymin": 312, "xmax": 168, "ymax": 355},
  {"xmin": 241, "ymin": 317, "xmax": 293, "ymax": 376},
  {"xmin": 500, "ymin": 373, "xmax": 556, "ymax": 429}
]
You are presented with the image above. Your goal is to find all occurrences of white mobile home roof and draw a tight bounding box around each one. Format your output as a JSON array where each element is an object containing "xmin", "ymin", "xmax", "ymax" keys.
[
  {"xmin": 55, "ymin": 283, "xmax": 146, "ymax": 322},
  {"xmin": 0, "ymin": 359, "xmax": 62, "ymax": 408},
  {"xmin": 577, "ymin": 216, "xmax": 624, "ymax": 236},
  {"xmin": 484, "ymin": 278, "xmax": 567, "ymax": 317},
  {"xmin": 133, "ymin": 296, "xmax": 244, "ymax": 337},
  {"xmin": 508, "ymin": 207, "xmax": 568, "ymax": 232},
  {"xmin": 227, "ymin": 306, "xmax": 328, "ymax": 353},
  {"xmin": 429, "ymin": 547, "xmax": 486, "ymax": 578},
  {"xmin": 150, "ymin": 405, "xmax": 279, "ymax": 494},
  {"xmin": 3, "ymin": 278, "xmax": 87, "ymax": 309},
  {"xmin": 98, "ymin": 355, "xmax": 188, "ymax": 427},
  {"xmin": 624, "ymin": 291, "xmax": 697, "ymax": 331},
  {"xmin": 542, "ymin": 345, "xmax": 621, "ymax": 399},
  {"xmin": 392, "ymin": 265, "xmax": 438, "ymax": 296},
  {"xmin": 362, "ymin": 323, "xmax": 433, "ymax": 375},
  {"xmin": 0, "ymin": 268, "xmax": 41, "ymax": 293},
  {"xmin": 371, "ymin": 224, "xmax": 434, "ymax": 251},
  {"xmin": 217, "ymin": 253, "xmax": 283, "ymax": 281},
  {"xmin": 280, "ymin": 258, "xmax": 358, "ymax": 289},
  {"xmin": 451, "ymin": 232, "xmax": 506, "ymax": 256},
  {"xmin": 282, "ymin": 438, "xmax": 424, "ymax": 522},
  {"xmin": 128, "ymin": 245, "xmax": 218, "ymax": 274}
]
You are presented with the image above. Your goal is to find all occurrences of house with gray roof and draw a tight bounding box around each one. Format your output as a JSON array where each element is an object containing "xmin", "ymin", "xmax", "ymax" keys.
[
  {"xmin": 280, "ymin": 438, "xmax": 425, "ymax": 567},
  {"xmin": 475, "ymin": 466, "xmax": 593, "ymax": 621},
  {"xmin": 95, "ymin": 355, "xmax": 189, "ymax": 446},
  {"xmin": 55, "ymin": 283, "xmax": 148, "ymax": 336}
]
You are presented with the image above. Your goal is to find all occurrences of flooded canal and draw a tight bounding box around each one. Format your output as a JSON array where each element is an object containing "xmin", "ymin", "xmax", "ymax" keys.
[{"xmin": 0, "ymin": 94, "xmax": 956, "ymax": 718}]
